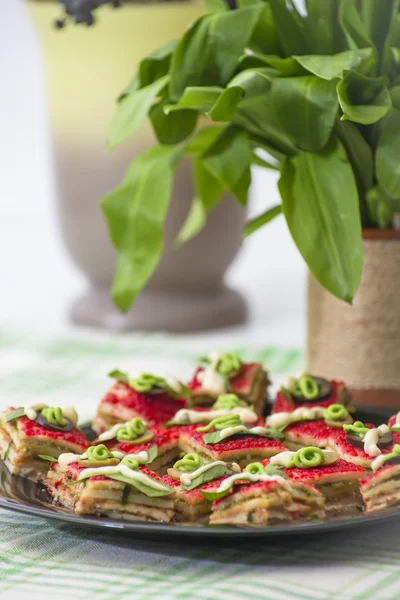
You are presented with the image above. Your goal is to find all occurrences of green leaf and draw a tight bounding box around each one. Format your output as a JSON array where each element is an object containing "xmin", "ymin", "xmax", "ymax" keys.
[
  {"xmin": 279, "ymin": 137, "xmax": 363, "ymax": 304},
  {"xmin": 181, "ymin": 464, "xmax": 235, "ymax": 491},
  {"xmin": 3, "ymin": 442, "xmax": 12, "ymax": 461},
  {"xmin": 381, "ymin": 1, "xmax": 400, "ymax": 74},
  {"xmin": 263, "ymin": 463, "xmax": 289, "ymax": 478},
  {"xmin": 248, "ymin": 55, "xmax": 307, "ymax": 76},
  {"xmin": 268, "ymin": 76, "xmax": 339, "ymax": 152},
  {"xmin": 149, "ymin": 99, "xmax": 197, "ymax": 145},
  {"xmin": 294, "ymin": 48, "xmax": 374, "ymax": 80},
  {"xmin": 376, "ymin": 110, "xmax": 400, "ymax": 198},
  {"xmin": 108, "ymin": 369, "xmax": 129, "ymax": 384},
  {"xmin": 177, "ymin": 158, "xmax": 222, "ymax": 244},
  {"xmin": 390, "ymin": 86, "xmax": 400, "ymax": 111},
  {"xmin": 185, "ymin": 127, "xmax": 225, "ymax": 153},
  {"xmin": 38, "ymin": 455, "xmax": 58, "ymax": 463},
  {"xmin": 101, "ymin": 145, "xmax": 181, "ymax": 312},
  {"xmin": 169, "ymin": 6, "xmax": 263, "ymax": 101},
  {"xmin": 246, "ymin": 3, "xmax": 282, "ymax": 55},
  {"xmin": 334, "ymin": 118, "xmax": 374, "ymax": 192},
  {"xmin": 200, "ymin": 487, "xmax": 231, "ymax": 502},
  {"xmin": 304, "ymin": 0, "xmax": 335, "ymax": 54},
  {"xmin": 207, "ymin": 87, "xmax": 244, "ymax": 122},
  {"xmin": 5, "ymin": 408, "xmax": 25, "ymax": 423},
  {"xmin": 144, "ymin": 445, "xmax": 158, "ymax": 465},
  {"xmin": 166, "ymin": 87, "xmax": 223, "ymax": 114},
  {"xmin": 205, "ymin": 0, "xmax": 227, "ymax": 12},
  {"xmin": 268, "ymin": 0, "xmax": 311, "ymax": 55},
  {"xmin": 108, "ymin": 75, "xmax": 169, "ymax": 148},
  {"xmin": 250, "ymin": 151, "xmax": 279, "ymax": 170},
  {"xmin": 138, "ymin": 40, "xmax": 177, "ymax": 88},
  {"xmin": 337, "ymin": 71, "xmax": 392, "ymax": 124},
  {"xmin": 74, "ymin": 472, "xmax": 174, "ymax": 497},
  {"xmin": 339, "ymin": 0, "xmax": 374, "ymax": 50},
  {"xmin": 202, "ymin": 126, "xmax": 251, "ymax": 206},
  {"xmin": 366, "ymin": 187, "xmax": 394, "ymax": 228},
  {"xmin": 243, "ymin": 205, "xmax": 282, "ymax": 238},
  {"xmin": 361, "ymin": 0, "xmax": 395, "ymax": 54}
]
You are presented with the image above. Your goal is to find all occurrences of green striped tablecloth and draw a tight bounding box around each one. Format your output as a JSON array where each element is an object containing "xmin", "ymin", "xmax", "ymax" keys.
[{"xmin": 1, "ymin": 327, "xmax": 399, "ymax": 600}]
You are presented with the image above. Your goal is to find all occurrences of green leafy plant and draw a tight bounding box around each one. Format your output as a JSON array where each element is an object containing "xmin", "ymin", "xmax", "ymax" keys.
[{"xmin": 102, "ymin": 0, "xmax": 400, "ymax": 312}]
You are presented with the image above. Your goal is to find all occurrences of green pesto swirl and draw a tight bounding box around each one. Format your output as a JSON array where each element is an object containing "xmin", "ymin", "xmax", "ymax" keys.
[
  {"xmin": 343, "ymin": 421, "xmax": 369, "ymax": 438},
  {"xmin": 217, "ymin": 353, "xmax": 242, "ymax": 377},
  {"xmin": 323, "ymin": 403, "xmax": 349, "ymax": 422},
  {"xmin": 288, "ymin": 447, "xmax": 325, "ymax": 469},
  {"xmin": 87, "ymin": 444, "xmax": 114, "ymax": 462},
  {"xmin": 129, "ymin": 373, "xmax": 159, "ymax": 393},
  {"xmin": 174, "ymin": 453, "xmax": 203, "ymax": 473},
  {"xmin": 213, "ymin": 394, "xmax": 243, "ymax": 411},
  {"xmin": 245, "ymin": 462, "xmax": 265, "ymax": 475},
  {"xmin": 292, "ymin": 375, "xmax": 319, "ymax": 400},
  {"xmin": 121, "ymin": 455, "xmax": 140, "ymax": 470},
  {"xmin": 41, "ymin": 407, "xmax": 67, "ymax": 427},
  {"xmin": 116, "ymin": 418, "xmax": 147, "ymax": 442},
  {"xmin": 197, "ymin": 413, "xmax": 242, "ymax": 432}
]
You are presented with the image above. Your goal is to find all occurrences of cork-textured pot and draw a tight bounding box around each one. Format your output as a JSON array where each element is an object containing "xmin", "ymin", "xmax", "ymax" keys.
[
  {"xmin": 307, "ymin": 230, "xmax": 400, "ymax": 409},
  {"xmin": 28, "ymin": 1, "xmax": 247, "ymax": 332}
]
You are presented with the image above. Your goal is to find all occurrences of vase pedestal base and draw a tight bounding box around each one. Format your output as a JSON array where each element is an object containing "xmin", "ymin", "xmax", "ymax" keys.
[{"xmin": 69, "ymin": 285, "xmax": 248, "ymax": 333}]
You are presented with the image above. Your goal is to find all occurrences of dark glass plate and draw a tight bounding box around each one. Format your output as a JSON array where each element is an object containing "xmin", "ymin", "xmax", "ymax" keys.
[{"xmin": 1, "ymin": 409, "xmax": 399, "ymax": 539}]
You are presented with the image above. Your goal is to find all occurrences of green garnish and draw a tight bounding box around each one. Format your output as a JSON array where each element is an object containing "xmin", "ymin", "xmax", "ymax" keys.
[
  {"xmin": 292, "ymin": 375, "xmax": 319, "ymax": 400},
  {"xmin": 379, "ymin": 444, "xmax": 400, "ymax": 466},
  {"xmin": 181, "ymin": 464, "xmax": 235, "ymax": 492},
  {"xmin": 116, "ymin": 418, "xmax": 147, "ymax": 442},
  {"xmin": 38, "ymin": 455, "xmax": 58, "ymax": 463},
  {"xmin": 41, "ymin": 407, "xmax": 67, "ymax": 427},
  {"xmin": 3, "ymin": 441, "xmax": 13, "ymax": 461},
  {"xmin": 121, "ymin": 455, "xmax": 139, "ymax": 470},
  {"xmin": 108, "ymin": 369, "xmax": 190, "ymax": 399},
  {"xmin": 121, "ymin": 485, "xmax": 130, "ymax": 505},
  {"xmin": 203, "ymin": 426, "xmax": 284, "ymax": 445},
  {"xmin": 197, "ymin": 414, "xmax": 242, "ymax": 433},
  {"xmin": 212, "ymin": 394, "xmax": 244, "ymax": 411},
  {"xmin": 245, "ymin": 462, "xmax": 265, "ymax": 475},
  {"xmin": 217, "ymin": 353, "xmax": 242, "ymax": 377},
  {"xmin": 263, "ymin": 463, "xmax": 289, "ymax": 478},
  {"xmin": 174, "ymin": 453, "xmax": 203, "ymax": 473},
  {"xmin": 287, "ymin": 447, "xmax": 325, "ymax": 469},
  {"xmin": 86, "ymin": 444, "xmax": 114, "ymax": 462},
  {"xmin": 143, "ymin": 445, "xmax": 158, "ymax": 464},
  {"xmin": 72, "ymin": 468, "xmax": 174, "ymax": 498},
  {"xmin": 343, "ymin": 421, "xmax": 369, "ymax": 438},
  {"xmin": 323, "ymin": 403, "xmax": 350, "ymax": 422},
  {"xmin": 5, "ymin": 408, "xmax": 25, "ymax": 423}
]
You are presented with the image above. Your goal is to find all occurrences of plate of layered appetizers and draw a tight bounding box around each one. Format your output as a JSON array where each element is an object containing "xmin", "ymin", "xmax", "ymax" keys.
[{"xmin": 1, "ymin": 351, "xmax": 400, "ymax": 537}]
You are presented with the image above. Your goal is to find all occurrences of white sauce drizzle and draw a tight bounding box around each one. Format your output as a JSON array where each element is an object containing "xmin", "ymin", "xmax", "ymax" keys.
[
  {"xmin": 77, "ymin": 464, "xmax": 168, "ymax": 491},
  {"xmin": 197, "ymin": 351, "xmax": 228, "ymax": 397},
  {"xmin": 24, "ymin": 403, "xmax": 78, "ymax": 426},
  {"xmin": 171, "ymin": 407, "xmax": 257, "ymax": 425},
  {"xmin": 371, "ymin": 454, "xmax": 389, "ymax": 472},
  {"xmin": 97, "ymin": 420, "xmax": 148, "ymax": 442},
  {"xmin": 363, "ymin": 424, "xmax": 390, "ymax": 457},
  {"xmin": 179, "ymin": 460, "xmax": 240, "ymax": 486},
  {"xmin": 218, "ymin": 425, "xmax": 269, "ymax": 441},
  {"xmin": 215, "ymin": 472, "xmax": 291, "ymax": 493},
  {"xmin": 266, "ymin": 406, "xmax": 326, "ymax": 430},
  {"xmin": 58, "ymin": 449, "xmax": 127, "ymax": 467},
  {"xmin": 165, "ymin": 376, "xmax": 182, "ymax": 394},
  {"xmin": 270, "ymin": 449, "xmax": 338, "ymax": 467}
]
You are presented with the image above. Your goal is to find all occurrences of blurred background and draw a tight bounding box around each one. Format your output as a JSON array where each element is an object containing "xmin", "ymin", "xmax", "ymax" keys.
[{"xmin": 0, "ymin": 0, "xmax": 305, "ymax": 348}]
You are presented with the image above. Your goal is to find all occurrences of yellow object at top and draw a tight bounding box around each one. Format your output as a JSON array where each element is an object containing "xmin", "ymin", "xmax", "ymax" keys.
[{"xmin": 28, "ymin": 1, "xmax": 205, "ymax": 136}]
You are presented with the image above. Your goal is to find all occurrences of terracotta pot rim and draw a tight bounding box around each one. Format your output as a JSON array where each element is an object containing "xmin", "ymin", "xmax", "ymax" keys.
[{"xmin": 362, "ymin": 228, "xmax": 400, "ymax": 240}]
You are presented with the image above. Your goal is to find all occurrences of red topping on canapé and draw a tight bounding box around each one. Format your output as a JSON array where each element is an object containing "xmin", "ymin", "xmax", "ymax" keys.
[
  {"xmin": 262, "ymin": 458, "xmax": 365, "ymax": 483},
  {"xmin": 331, "ymin": 428, "xmax": 400, "ymax": 460},
  {"xmin": 109, "ymin": 427, "xmax": 180, "ymax": 454},
  {"xmin": 272, "ymin": 380, "xmax": 345, "ymax": 414},
  {"xmin": 186, "ymin": 429, "xmax": 285, "ymax": 454},
  {"xmin": 162, "ymin": 474, "xmax": 233, "ymax": 501},
  {"xmin": 188, "ymin": 363, "xmax": 260, "ymax": 395},
  {"xmin": 101, "ymin": 382, "xmax": 186, "ymax": 426},
  {"xmin": 285, "ymin": 420, "xmax": 332, "ymax": 445},
  {"xmin": 18, "ymin": 416, "xmax": 88, "ymax": 450},
  {"xmin": 388, "ymin": 414, "xmax": 399, "ymax": 428}
]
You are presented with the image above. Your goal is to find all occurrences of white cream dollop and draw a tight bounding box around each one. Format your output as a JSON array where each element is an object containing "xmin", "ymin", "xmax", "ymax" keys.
[
  {"xmin": 171, "ymin": 407, "xmax": 257, "ymax": 426},
  {"xmin": 197, "ymin": 351, "xmax": 228, "ymax": 397},
  {"xmin": 395, "ymin": 412, "xmax": 400, "ymax": 427},
  {"xmin": 165, "ymin": 376, "xmax": 182, "ymax": 395},
  {"xmin": 266, "ymin": 406, "xmax": 326, "ymax": 430},
  {"xmin": 57, "ymin": 449, "xmax": 126, "ymax": 467},
  {"xmin": 363, "ymin": 424, "xmax": 390, "ymax": 457}
]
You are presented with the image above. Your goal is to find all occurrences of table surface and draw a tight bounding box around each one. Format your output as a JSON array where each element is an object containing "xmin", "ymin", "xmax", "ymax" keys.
[{"xmin": 0, "ymin": 330, "xmax": 399, "ymax": 600}]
